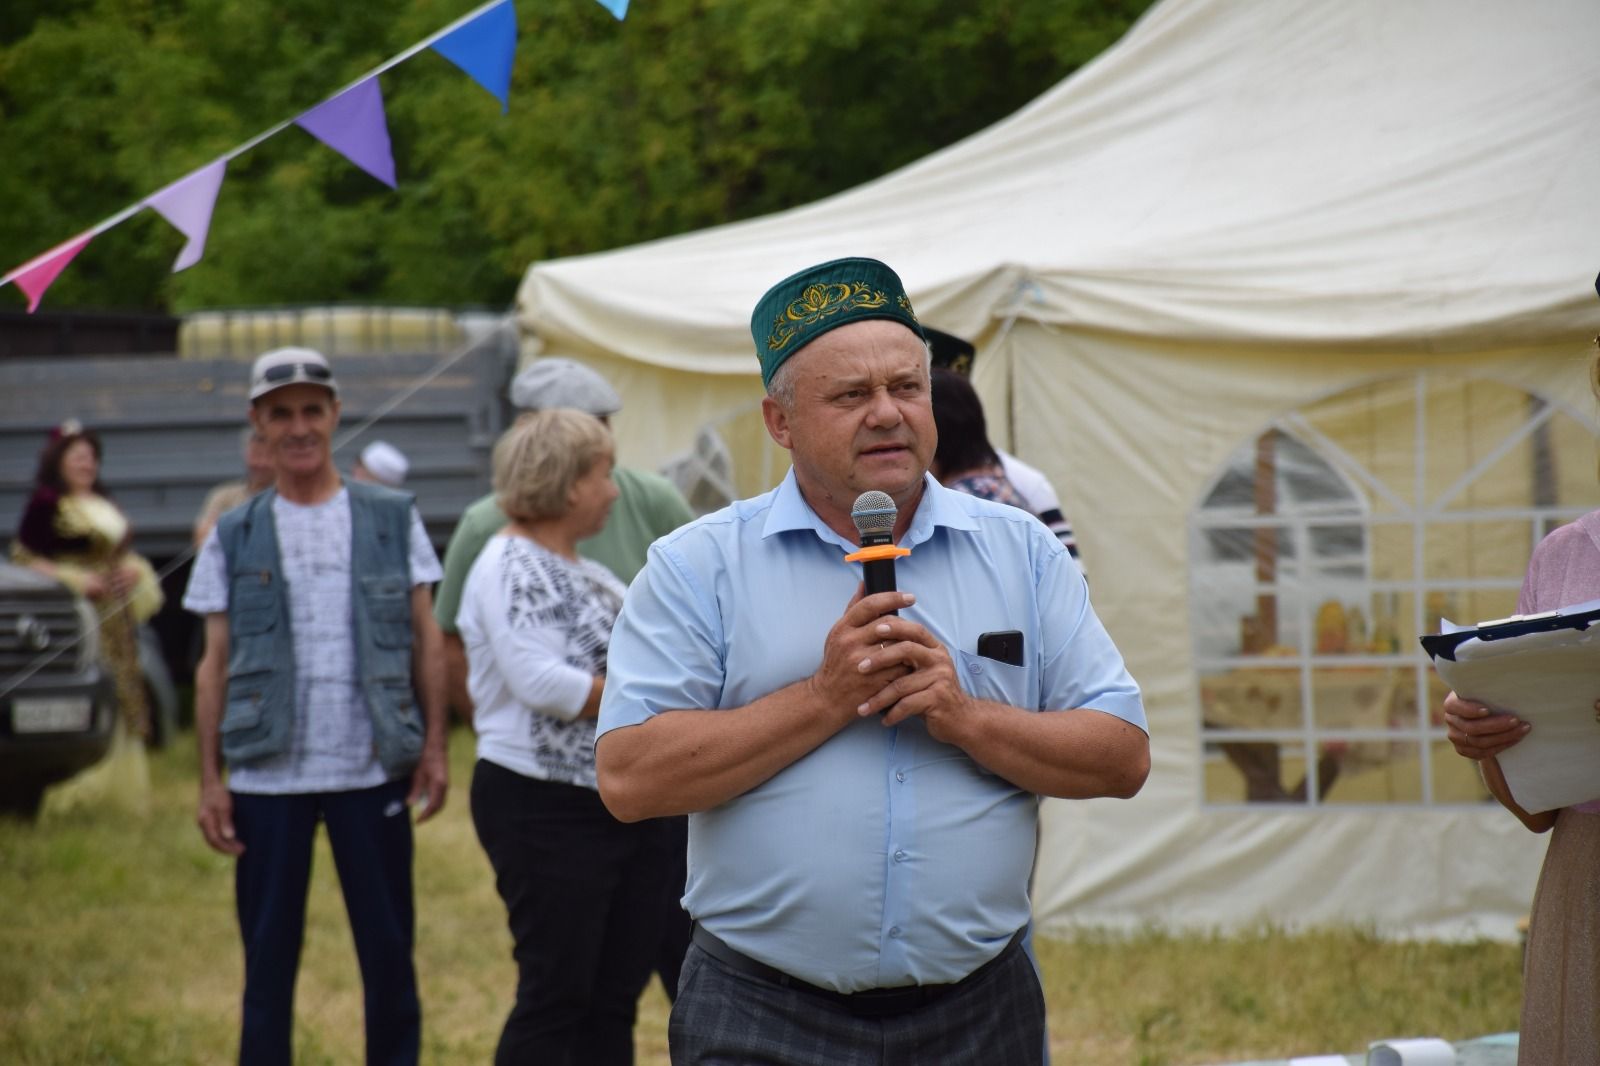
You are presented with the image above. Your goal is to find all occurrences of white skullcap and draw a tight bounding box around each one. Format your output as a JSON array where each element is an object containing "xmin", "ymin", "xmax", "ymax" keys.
[{"xmin": 359, "ymin": 441, "xmax": 409, "ymax": 487}]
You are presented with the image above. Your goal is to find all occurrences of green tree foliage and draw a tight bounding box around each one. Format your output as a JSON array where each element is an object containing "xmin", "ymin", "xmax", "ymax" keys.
[{"xmin": 0, "ymin": 0, "xmax": 1154, "ymax": 312}]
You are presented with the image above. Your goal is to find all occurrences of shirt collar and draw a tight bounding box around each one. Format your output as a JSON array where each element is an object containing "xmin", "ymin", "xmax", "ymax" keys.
[{"xmin": 762, "ymin": 470, "xmax": 979, "ymax": 550}]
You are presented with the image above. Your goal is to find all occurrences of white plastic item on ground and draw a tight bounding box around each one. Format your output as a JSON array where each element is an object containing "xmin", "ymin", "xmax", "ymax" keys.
[{"xmin": 1367, "ymin": 1038, "xmax": 1454, "ymax": 1066}]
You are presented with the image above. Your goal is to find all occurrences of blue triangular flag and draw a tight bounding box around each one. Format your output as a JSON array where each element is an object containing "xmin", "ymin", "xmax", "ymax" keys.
[
  {"xmin": 594, "ymin": 0, "xmax": 629, "ymax": 19},
  {"xmin": 431, "ymin": 0, "xmax": 518, "ymax": 112}
]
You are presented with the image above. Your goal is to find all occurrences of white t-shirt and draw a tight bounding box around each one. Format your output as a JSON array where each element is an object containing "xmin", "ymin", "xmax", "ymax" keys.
[
  {"xmin": 182, "ymin": 488, "xmax": 442, "ymax": 794},
  {"xmin": 458, "ymin": 533, "xmax": 625, "ymax": 791}
]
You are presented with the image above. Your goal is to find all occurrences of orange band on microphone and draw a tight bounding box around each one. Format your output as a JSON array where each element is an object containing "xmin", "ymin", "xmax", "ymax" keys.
[{"xmin": 844, "ymin": 544, "xmax": 911, "ymax": 563}]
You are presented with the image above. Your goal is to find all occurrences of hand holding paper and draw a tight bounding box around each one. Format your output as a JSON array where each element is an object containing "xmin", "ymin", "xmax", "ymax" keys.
[
  {"xmin": 1425, "ymin": 602, "xmax": 1600, "ymax": 813},
  {"xmin": 1440, "ymin": 691, "xmax": 1530, "ymax": 760}
]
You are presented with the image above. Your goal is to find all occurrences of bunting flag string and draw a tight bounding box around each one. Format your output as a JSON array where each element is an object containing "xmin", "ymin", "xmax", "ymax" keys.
[{"xmin": 0, "ymin": 0, "xmax": 626, "ymax": 314}]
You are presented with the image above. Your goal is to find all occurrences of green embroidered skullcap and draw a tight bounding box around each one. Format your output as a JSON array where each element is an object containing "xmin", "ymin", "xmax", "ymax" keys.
[{"xmin": 751, "ymin": 256, "xmax": 925, "ymax": 388}]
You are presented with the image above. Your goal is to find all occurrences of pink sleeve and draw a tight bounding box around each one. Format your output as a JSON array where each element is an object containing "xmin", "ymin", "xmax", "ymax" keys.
[{"xmin": 1516, "ymin": 544, "xmax": 1540, "ymax": 615}]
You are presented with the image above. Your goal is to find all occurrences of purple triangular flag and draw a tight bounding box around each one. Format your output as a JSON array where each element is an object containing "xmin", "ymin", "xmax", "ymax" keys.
[
  {"xmin": 294, "ymin": 77, "xmax": 397, "ymax": 188},
  {"xmin": 145, "ymin": 159, "xmax": 228, "ymax": 272},
  {"xmin": 594, "ymin": 0, "xmax": 628, "ymax": 19},
  {"xmin": 431, "ymin": 0, "xmax": 517, "ymax": 113}
]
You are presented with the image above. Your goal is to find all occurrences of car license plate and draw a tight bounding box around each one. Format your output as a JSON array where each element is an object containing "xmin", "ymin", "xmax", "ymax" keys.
[{"xmin": 12, "ymin": 696, "xmax": 92, "ymax": 734}]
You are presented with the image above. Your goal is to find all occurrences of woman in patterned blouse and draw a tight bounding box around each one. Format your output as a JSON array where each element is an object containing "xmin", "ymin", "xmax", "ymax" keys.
[{"xmin": 458, "ymin": 409, "xmax": 672, "ymax": 1065}]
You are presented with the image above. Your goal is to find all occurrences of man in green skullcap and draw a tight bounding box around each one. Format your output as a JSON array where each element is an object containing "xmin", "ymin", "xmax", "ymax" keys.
[{"xmin": 595, "ymin": 256, "xmax": 1149, "ymax": 1066}]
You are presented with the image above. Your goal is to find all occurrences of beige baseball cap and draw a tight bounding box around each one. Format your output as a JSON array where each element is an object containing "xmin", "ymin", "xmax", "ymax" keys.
[{"xmin": 249, "ymin": 346, "xmax": 339, "ymax": 402}]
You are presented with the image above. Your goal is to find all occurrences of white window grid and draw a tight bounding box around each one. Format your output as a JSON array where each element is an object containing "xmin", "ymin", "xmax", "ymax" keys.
[{"xmin": 1192, "ymin": 371, "xmax": 1598, "ymax": 809}]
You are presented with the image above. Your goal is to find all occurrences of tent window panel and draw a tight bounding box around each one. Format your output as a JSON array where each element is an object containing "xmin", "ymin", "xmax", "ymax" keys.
[
  {"xmin": 1431, "ymin": 739, "xmax": 1496, "ymax": 804},
  {"xmin": 1316, "ymin": 739, "xmax": 1422, "ymax": 805},
  {"xmin": 1191, "ymin": 373, "xmax": 1600, "ymax": 808},
  {"xmin": 1423, "ymin": 520, "xmax": 1538, "ymax": 581},
  {"xmin": 1309, "ymin": 523, "xmax": 1364, "ymax": 560},
  {"xmin": 1453, "ymin": 587, "xmax": 1522, "ymax": 631},
  {"xmin": 1200, "ymin": 665, "xmax": 1304, "ymax": 734},
  {"xmin": 1202, "ymin": 739, "xmax": 1327, "ymax": 806},
  {"xmin": 1298, "ymin": 378, "xmax": 1417, "ymax": 512},
  {"xmin": 1309, "ymin": 666, "xmax": 1406, "ymax": 733},
  {"xmin": 1550, "ymin": 414, "xmax": 1600, "ymax": 505},
  {"xmin": 1369, "ymin": 522, "xmax": 1413, "ymax": 582},
  {"xmin": 1422, "ymin": 378, "xmax": 1542, "ymax": 508}
]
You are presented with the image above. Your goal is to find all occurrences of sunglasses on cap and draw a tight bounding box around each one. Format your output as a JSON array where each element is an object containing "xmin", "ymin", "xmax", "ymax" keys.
[{"xmin": 259, "ymin": 361, "xmax": 333, "ymax": 384}]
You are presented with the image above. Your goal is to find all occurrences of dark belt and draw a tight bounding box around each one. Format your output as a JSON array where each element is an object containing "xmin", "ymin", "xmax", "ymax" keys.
[{"xmin": 690, "ymin": 924, "xmax": 1026, "ymax": 1019}]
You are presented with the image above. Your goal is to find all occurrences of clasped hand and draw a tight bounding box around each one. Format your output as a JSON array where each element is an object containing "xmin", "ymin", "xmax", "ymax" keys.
[{"xmin": 808, "ymin": 587, "xmax": 977, "ymax": 741}]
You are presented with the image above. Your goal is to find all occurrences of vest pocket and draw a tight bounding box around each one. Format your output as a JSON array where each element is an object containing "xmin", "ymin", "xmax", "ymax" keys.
[
  {"xmin": 362, "ymin": 575, "xmax": 411, "ymax": 649},
  {"xmin": 230, "ymin": 582, "xmax": 279, "ymax": 637},
  {"xmin": 221, "ymin": 670, "xmax": 279, "ymax": 763},
  {"xmin": 369, "ymin": 680, "xmax": 424, "ymax": 773}
]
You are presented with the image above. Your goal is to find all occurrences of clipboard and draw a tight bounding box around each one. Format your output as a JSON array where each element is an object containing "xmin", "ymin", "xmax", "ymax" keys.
[
  {"xmin": 1420, "ymin": 598, "xmax": 1600, "ymax": 662},
  {"xmin": 1421, "ymin": 597, "xmax": 1600, "ymax": 814}
]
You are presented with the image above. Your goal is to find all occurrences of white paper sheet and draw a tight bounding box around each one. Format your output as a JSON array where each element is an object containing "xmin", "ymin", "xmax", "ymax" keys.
[{"xmin": 1432, "ymin": 619, "xmax": 1600, "ymax": 814}]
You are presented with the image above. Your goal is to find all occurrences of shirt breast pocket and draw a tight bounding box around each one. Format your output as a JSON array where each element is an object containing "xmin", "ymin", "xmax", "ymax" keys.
[{"xmin": 955, "ymin": 648, "xmax": 1037, "ymax": 711}]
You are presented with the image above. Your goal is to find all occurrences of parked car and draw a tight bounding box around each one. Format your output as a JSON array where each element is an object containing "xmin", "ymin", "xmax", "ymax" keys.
[{"xmin": 0, "ymin": 561, "xmax": 116, "ymax": 817}]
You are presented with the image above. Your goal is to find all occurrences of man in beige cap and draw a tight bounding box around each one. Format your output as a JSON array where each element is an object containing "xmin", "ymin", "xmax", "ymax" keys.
[{"xmin": 183, "ymin": 345, "xmax": 448, "ymax": 1066}]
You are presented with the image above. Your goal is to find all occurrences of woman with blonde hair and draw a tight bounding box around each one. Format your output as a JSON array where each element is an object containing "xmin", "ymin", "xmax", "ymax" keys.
[{"xmin": 459, "ymin": 408, "xmax": 669, "ymax": 1065}]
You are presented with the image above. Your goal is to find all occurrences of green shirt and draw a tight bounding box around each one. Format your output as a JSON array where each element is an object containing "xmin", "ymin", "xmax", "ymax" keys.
[{"xmin": 433, "ymin": 465, "xmax": 694, "ymax": 634}]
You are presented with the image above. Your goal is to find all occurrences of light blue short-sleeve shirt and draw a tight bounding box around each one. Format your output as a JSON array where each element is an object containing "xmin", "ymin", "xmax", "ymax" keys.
[{"xmin": 598, "ymin": 471, "xmax": 1144, "ymax": 993}]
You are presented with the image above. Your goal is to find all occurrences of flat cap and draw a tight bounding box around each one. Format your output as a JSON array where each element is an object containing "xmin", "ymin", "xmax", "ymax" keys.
[{"xmin": 508, "ymin": 357, "xmax": 622, "ymax": 416}]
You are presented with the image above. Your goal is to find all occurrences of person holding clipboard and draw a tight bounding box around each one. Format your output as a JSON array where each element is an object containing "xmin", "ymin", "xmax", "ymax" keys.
[{"xmin": 1441, "ymin": 345, "xmax": 1600, "ymax": 1063}]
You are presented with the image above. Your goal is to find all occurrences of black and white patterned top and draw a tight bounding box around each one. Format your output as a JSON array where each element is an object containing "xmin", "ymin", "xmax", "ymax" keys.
[{"xmin": 458, "ymin": 533, "xmax": 625, "ymax": 790}]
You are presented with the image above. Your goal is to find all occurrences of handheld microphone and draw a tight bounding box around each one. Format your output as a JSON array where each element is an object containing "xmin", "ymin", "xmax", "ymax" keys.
[{"xmin": 848, "ymin": 490, "xmax": 911, "ymax": 614}]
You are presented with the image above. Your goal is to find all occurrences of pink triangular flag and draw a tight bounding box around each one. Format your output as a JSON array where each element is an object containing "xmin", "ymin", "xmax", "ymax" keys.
[
  {"xmin": 2, "ymin": 233, "xmax": 94, "ymax": 313},
  {"xmin": 145, "ymin": 159, "xmax": 228, "ymax": 272},
  {"xmin": 294, "ymin": 77, "xmax": 397, "ymax": 188}
]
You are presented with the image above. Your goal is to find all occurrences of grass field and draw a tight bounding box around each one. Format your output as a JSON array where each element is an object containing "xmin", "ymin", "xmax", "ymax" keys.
[{"xmin": 0, "ymin": 729, "xmax": 1523, "ymax": 1065}]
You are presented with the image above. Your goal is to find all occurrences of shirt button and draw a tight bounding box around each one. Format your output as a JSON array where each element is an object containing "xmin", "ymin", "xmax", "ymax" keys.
[
  {"xmin": 888, "ymin": 926, "xmax": 902, "ymax": 938},
  {"xmin": 893, "ymin": 849, "xmax": 906, "ymax": 862},
  {"xmin": 895, "ymin": 770, "xmax": 905, "ymax": 782}
]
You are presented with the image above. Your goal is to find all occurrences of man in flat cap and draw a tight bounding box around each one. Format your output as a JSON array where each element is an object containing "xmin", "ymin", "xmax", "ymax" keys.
[
  {"xmin": 595, "ymin": 257, "xmax": 1148, "ymax": 1065},
  {"xmin": 431, "ymin": 355, "xmax": 696, "ymax": 997},
  {"xmin": 184, "ymin": 346, "xmax": 448, "ymax": 1065}
]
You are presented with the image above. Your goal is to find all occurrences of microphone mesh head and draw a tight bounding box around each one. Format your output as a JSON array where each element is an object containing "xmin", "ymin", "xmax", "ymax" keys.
[{"xmin": 851, "ymin": 490, "xmax": 897, "ymax": 538}]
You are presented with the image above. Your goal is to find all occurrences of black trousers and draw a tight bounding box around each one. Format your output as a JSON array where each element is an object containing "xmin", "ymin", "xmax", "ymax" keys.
[
  {"xmin": 470, "ymin": 759, "xmax": 668, "ymax": 1066},
  {"xmin": 232, "ymin": 779, "xmax": 419, "ymax": 1066},
  {"xmin": 653, "ymin": 813, "xmax": 692, "ymax": 1000},
  {"xmin": 669, "ymin": 934, "xmax": 1046, "ymax": 1066}
]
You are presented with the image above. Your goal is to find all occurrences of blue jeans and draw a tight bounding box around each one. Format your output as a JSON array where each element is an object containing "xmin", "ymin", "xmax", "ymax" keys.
[{"xmin": 232, "ymin": 779, "xmax": 419, "ymax": 1066}]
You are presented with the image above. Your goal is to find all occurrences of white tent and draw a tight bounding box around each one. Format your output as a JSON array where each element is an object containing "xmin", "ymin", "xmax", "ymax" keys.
[{"xmin": 516, "ymin": 0, "xmax": 1600, "ymax": 938}]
